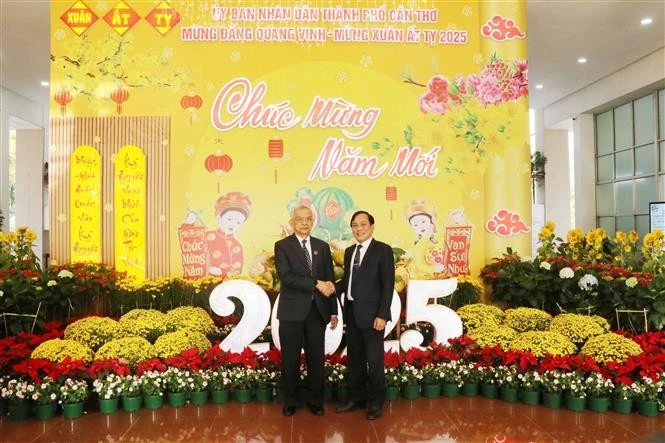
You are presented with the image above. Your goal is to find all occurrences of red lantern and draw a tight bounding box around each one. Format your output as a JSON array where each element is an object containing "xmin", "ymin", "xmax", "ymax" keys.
[
  {"xmin": 268, "ymin": 137, "xmax": 284, "ymax": 184},
  {"xmin": 180, "ymin": 93, "xmax": 203, "ymax": 125},
  {"xmin": 110, "ymin": 86, "xmax": 130, "ymax": 115},
  {"xmin": 53, "ymin": 87, "xmax": 72, "ymax": 116},
  {"xmin": 385, "ymin": 185, "xmax": 397, "ymax": 220},
  {"xmin": 205, "ymin": 151, "xmax": 233, "ymax": 193}
]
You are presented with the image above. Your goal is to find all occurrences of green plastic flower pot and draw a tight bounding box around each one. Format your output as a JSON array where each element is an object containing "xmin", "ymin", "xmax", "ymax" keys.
[
  {"xmin": 33, "ymin": 402, "xmax": 57, "ymax": 421},
  {"xmin": 99, "ymin": 397, "xmax": 119, "ymax": 414},
  {"xmin": 254, "ymin": 387, "xmax": 272, "ymax": 403},
  {"xmin": 210, "ymin": 389, "xmax": 229, "ymax": 404},
  {"xmin": 143, "ymin": 394, "xmax": 164, "ymax": 410},
  {"xmin": 402, "ymin": 384, "xmax": 420, "ymax": 400},
  {"xmin": 636, "ymin": 399, "xmax": 658, "ymax": 417},
  {"xmin": 565, "ymin": 394, "xmax": 586, "ymax": 412},
  {"xmin": 588, "ymin": 396, "xmax": 609, "ymax": 413},
  {"xmin": 422, "ymin": 384, "xmax": 441, "ymax": 399},
  {"xmin": 500, "ymin": 387, "xmax": 518, "ymax": 403},
  {"xmin": 521, "ymin": 390, "xmax": 540, "ymax": 406},
  {"xmin": 480, "ymin": 383, "xmax": 498, "ymax": 399},
  {"xmin": 122, "ymin": 395, "xmax": 142, "ymax": 412},
  {"xmin": 62, "ymin": 402, "xmax": 85, "ymax": 419},
  {"xmin": 336, "ymin": 385, "xmax": 349, "ymax": 402},
  {"xmin": 7, "ymin": 401, "xmax": 30, "ymax": 421},
  {"xmin": 462, "ymin": 383, "xmax": 479, "ymax": 397},
  {"xmin": 190, "ymin": 390, "xmax": 209, "ymax": 405},
  {"xmin": 234, "ymin": 388, "xmax": 252, "ymax": 404},
  {"xmin": 385, "ymin": 385, "xmax": 400, "ymax": 401},
  {"xmin": 167, "ymin": 392, "xmax": 186, "ymax": 408},
  {"xmin": 611, "ymin": 397, "xmax": 632, "ymax": 414},
  {"xmin": 542, "ymin": 391, "xmax": 562, "ymax": 409},
  {"xmin": 442, "ymin": 383, "xmax": 460, "ymax": 398}
]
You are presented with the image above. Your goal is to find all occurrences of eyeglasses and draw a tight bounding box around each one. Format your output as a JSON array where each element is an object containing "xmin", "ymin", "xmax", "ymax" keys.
[{"xmin": 294, "ymin": 217, "xmax": 313, "ymax": 223}]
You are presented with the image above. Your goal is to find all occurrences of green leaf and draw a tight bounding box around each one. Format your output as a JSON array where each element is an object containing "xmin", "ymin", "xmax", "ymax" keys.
[{"xmin": 652, "ymin": 300, "xmax": 665, "ymax": 313}]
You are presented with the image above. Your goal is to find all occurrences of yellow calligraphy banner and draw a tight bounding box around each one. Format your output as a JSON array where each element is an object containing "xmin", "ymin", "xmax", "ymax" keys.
[
  {"xmin": 70, "ymin": 145, "xmax": 102, "ymax": 263},
  {"xmin": 114, "ymin": 145, "xmax": 146, "ymax": 280}
]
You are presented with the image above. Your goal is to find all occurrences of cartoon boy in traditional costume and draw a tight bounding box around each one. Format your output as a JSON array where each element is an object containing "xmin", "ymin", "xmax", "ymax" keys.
[{"xmin": 184, "ymin": 191, "xmax": 252, "ymax": 278}]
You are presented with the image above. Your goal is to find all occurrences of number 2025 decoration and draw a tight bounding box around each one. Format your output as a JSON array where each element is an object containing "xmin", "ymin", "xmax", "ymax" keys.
[{"xmin": 209, "ymin": 279, "xmax": 463, "ymax": 354}]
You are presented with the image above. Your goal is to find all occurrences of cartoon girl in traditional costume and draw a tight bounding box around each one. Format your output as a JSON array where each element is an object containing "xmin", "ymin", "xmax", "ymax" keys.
[{"xmin": 405, "ymin": 198, "xmax": 444, "ymax": 277}]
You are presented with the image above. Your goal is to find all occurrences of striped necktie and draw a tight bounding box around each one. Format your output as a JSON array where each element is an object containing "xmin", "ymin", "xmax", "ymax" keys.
[{"xmin": 302, "ymin": 239, "xmax": 312, "ymax": 273}]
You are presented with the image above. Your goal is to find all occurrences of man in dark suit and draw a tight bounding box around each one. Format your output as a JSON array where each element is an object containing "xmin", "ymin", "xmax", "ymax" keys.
[
  {"xmin": 335, "ymin": 210, "xmax": 394, "ymax": 420},
  {"xmin": 275, "ymin": 205, "xmax": 338, "ymax": 417}
]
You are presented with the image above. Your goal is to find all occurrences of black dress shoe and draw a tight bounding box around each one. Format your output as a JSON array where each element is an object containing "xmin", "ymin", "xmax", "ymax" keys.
[
  {"xmin": 366, "ymin": 406, "xmax": 382, "ymax": 420},
  {"xmin": 282, "ymin": 405, "xmax": 296, "ymax": 416},
  {"xmin": 307, "ymin": 403, "xmax": 324, "ymax": 416},
  {"xmin": 335, "ymin": 401, "xmax": 365, "ymax": 413}
]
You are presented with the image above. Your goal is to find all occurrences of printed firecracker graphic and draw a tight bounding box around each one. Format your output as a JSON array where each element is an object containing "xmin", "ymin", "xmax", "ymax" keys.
[
  {"xmin": 178, "ymin": 224, "xmax": 208, "ymax": 279},
  {"xmin": 443, "ymin": 226, "xmax": 473, "ymax": 275}
]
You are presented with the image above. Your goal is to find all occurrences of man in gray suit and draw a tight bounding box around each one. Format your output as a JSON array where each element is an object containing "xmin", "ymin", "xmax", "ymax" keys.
[
  {"xmin": 275, "ymin": 205, "xmax": 338, "ymax": 416},
  {"xmin": 335, "ymin": 210, "xmax": 394, "ymax": 420}
]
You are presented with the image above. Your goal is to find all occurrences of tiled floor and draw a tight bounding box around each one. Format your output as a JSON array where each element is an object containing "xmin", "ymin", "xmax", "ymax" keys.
[{"xmin": 1, "ymin": 396, "xmax": 663, "ymax": 442}]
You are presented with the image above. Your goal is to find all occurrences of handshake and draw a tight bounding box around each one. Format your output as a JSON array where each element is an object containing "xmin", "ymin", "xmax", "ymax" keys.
[{"xmin": 315, "ymin": 280, "xmax": 336, "ymax": 297}]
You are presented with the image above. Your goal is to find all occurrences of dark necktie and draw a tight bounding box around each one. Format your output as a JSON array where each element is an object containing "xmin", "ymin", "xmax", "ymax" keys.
[
  {"xmin": 353, "ymin": 244, "xmax": 363, "ymax": 271},
  {"xmin": 302, "ymin": 239, "xmax": 312, "ymax": 273}
]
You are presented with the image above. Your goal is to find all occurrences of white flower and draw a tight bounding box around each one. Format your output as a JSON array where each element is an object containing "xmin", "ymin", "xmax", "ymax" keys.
[
  {"xmin": 625, "ymin": 277, "xmax": 638, "ymax": 288},
  {"xmin": 559, "ymin": 267, "xmax": 574, "ymax": 279},
  {"xmin": 47, "ymin": 280, "xmax": 57, "ymax": 287},
  {"xmin": 539, "ymin": 261, "xmax": 551, "ymax": 270},
  {"xmin": 359, "ymin": 55, "xmax": 373, "ymax": 67},
  {"xmin": 578, "ymin": 274, "xmax": 599, "ymax": 291},
  {"xmin": 0, "ymin": 290, "xmax": 3, "ymax": 298},
  {"xmin": 57, "ymin": 269, "xmax": 74, "ymax": 279}
]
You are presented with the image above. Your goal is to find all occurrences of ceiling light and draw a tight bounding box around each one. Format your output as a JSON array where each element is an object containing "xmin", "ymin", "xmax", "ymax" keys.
[
  {"xmin": 641, "ymin": 17, "xmax": 652, "ymax": 25},
  {"xmin": 577, "ymin": 57, "xmax": 587, "ymax": 64},
  {"xmin": 40, "ymin": 81, "xmax": 49, "ymax": 87},
  {"xmin": 535, "ymin": 84, "xmax": 543, "ymax": 89}
]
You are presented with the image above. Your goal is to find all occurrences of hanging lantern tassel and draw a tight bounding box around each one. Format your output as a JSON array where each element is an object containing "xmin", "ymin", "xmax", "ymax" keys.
[
  {"xmin": 385, "ymin": 185, "xmax": 397, "ymax": 220},
  {"xmin": 268, "ymin": 138, "xmax": 284, "ymax": 184}
]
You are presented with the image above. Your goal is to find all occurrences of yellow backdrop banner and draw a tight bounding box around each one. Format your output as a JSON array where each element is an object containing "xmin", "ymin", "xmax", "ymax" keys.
[{"xmin": 51, "ymin": 0, "xmax": 531, "ymax": 281}]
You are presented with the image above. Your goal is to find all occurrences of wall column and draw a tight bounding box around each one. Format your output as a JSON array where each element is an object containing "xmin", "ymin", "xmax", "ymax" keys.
[
  {"xmin": 544, "ymin": 128, "xmax": 571, "ymax": 236},
  {"xmin": 573, "ymin": 114, "xmax": 596, "ymax": 232},
  {"xmin": 15, "ymin": 128, "xmax": 45, "ymax": 261}
]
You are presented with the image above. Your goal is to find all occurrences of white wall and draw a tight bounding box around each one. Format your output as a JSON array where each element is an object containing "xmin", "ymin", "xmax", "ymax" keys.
[
  {"xmin": 544, "ymin": 47, "xmax": 665, "ymax": 128},
  {"xmin": 15, "ymin": 129, "xmax": 45, "ymax": 260},
  {"xmin": 573, "ymin": 115, "xmax": 596, "ymax": 232},
  {"xmin": 0, "ymin": 86, "xmax": 47, "ymax": 236},
  {"xmin": 543, "ymin": 129, "xmax": 572, "ymax": 236},
  {"xmin": 538, "ymin": 46, "xmax": 665, "ymax": 233}
]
